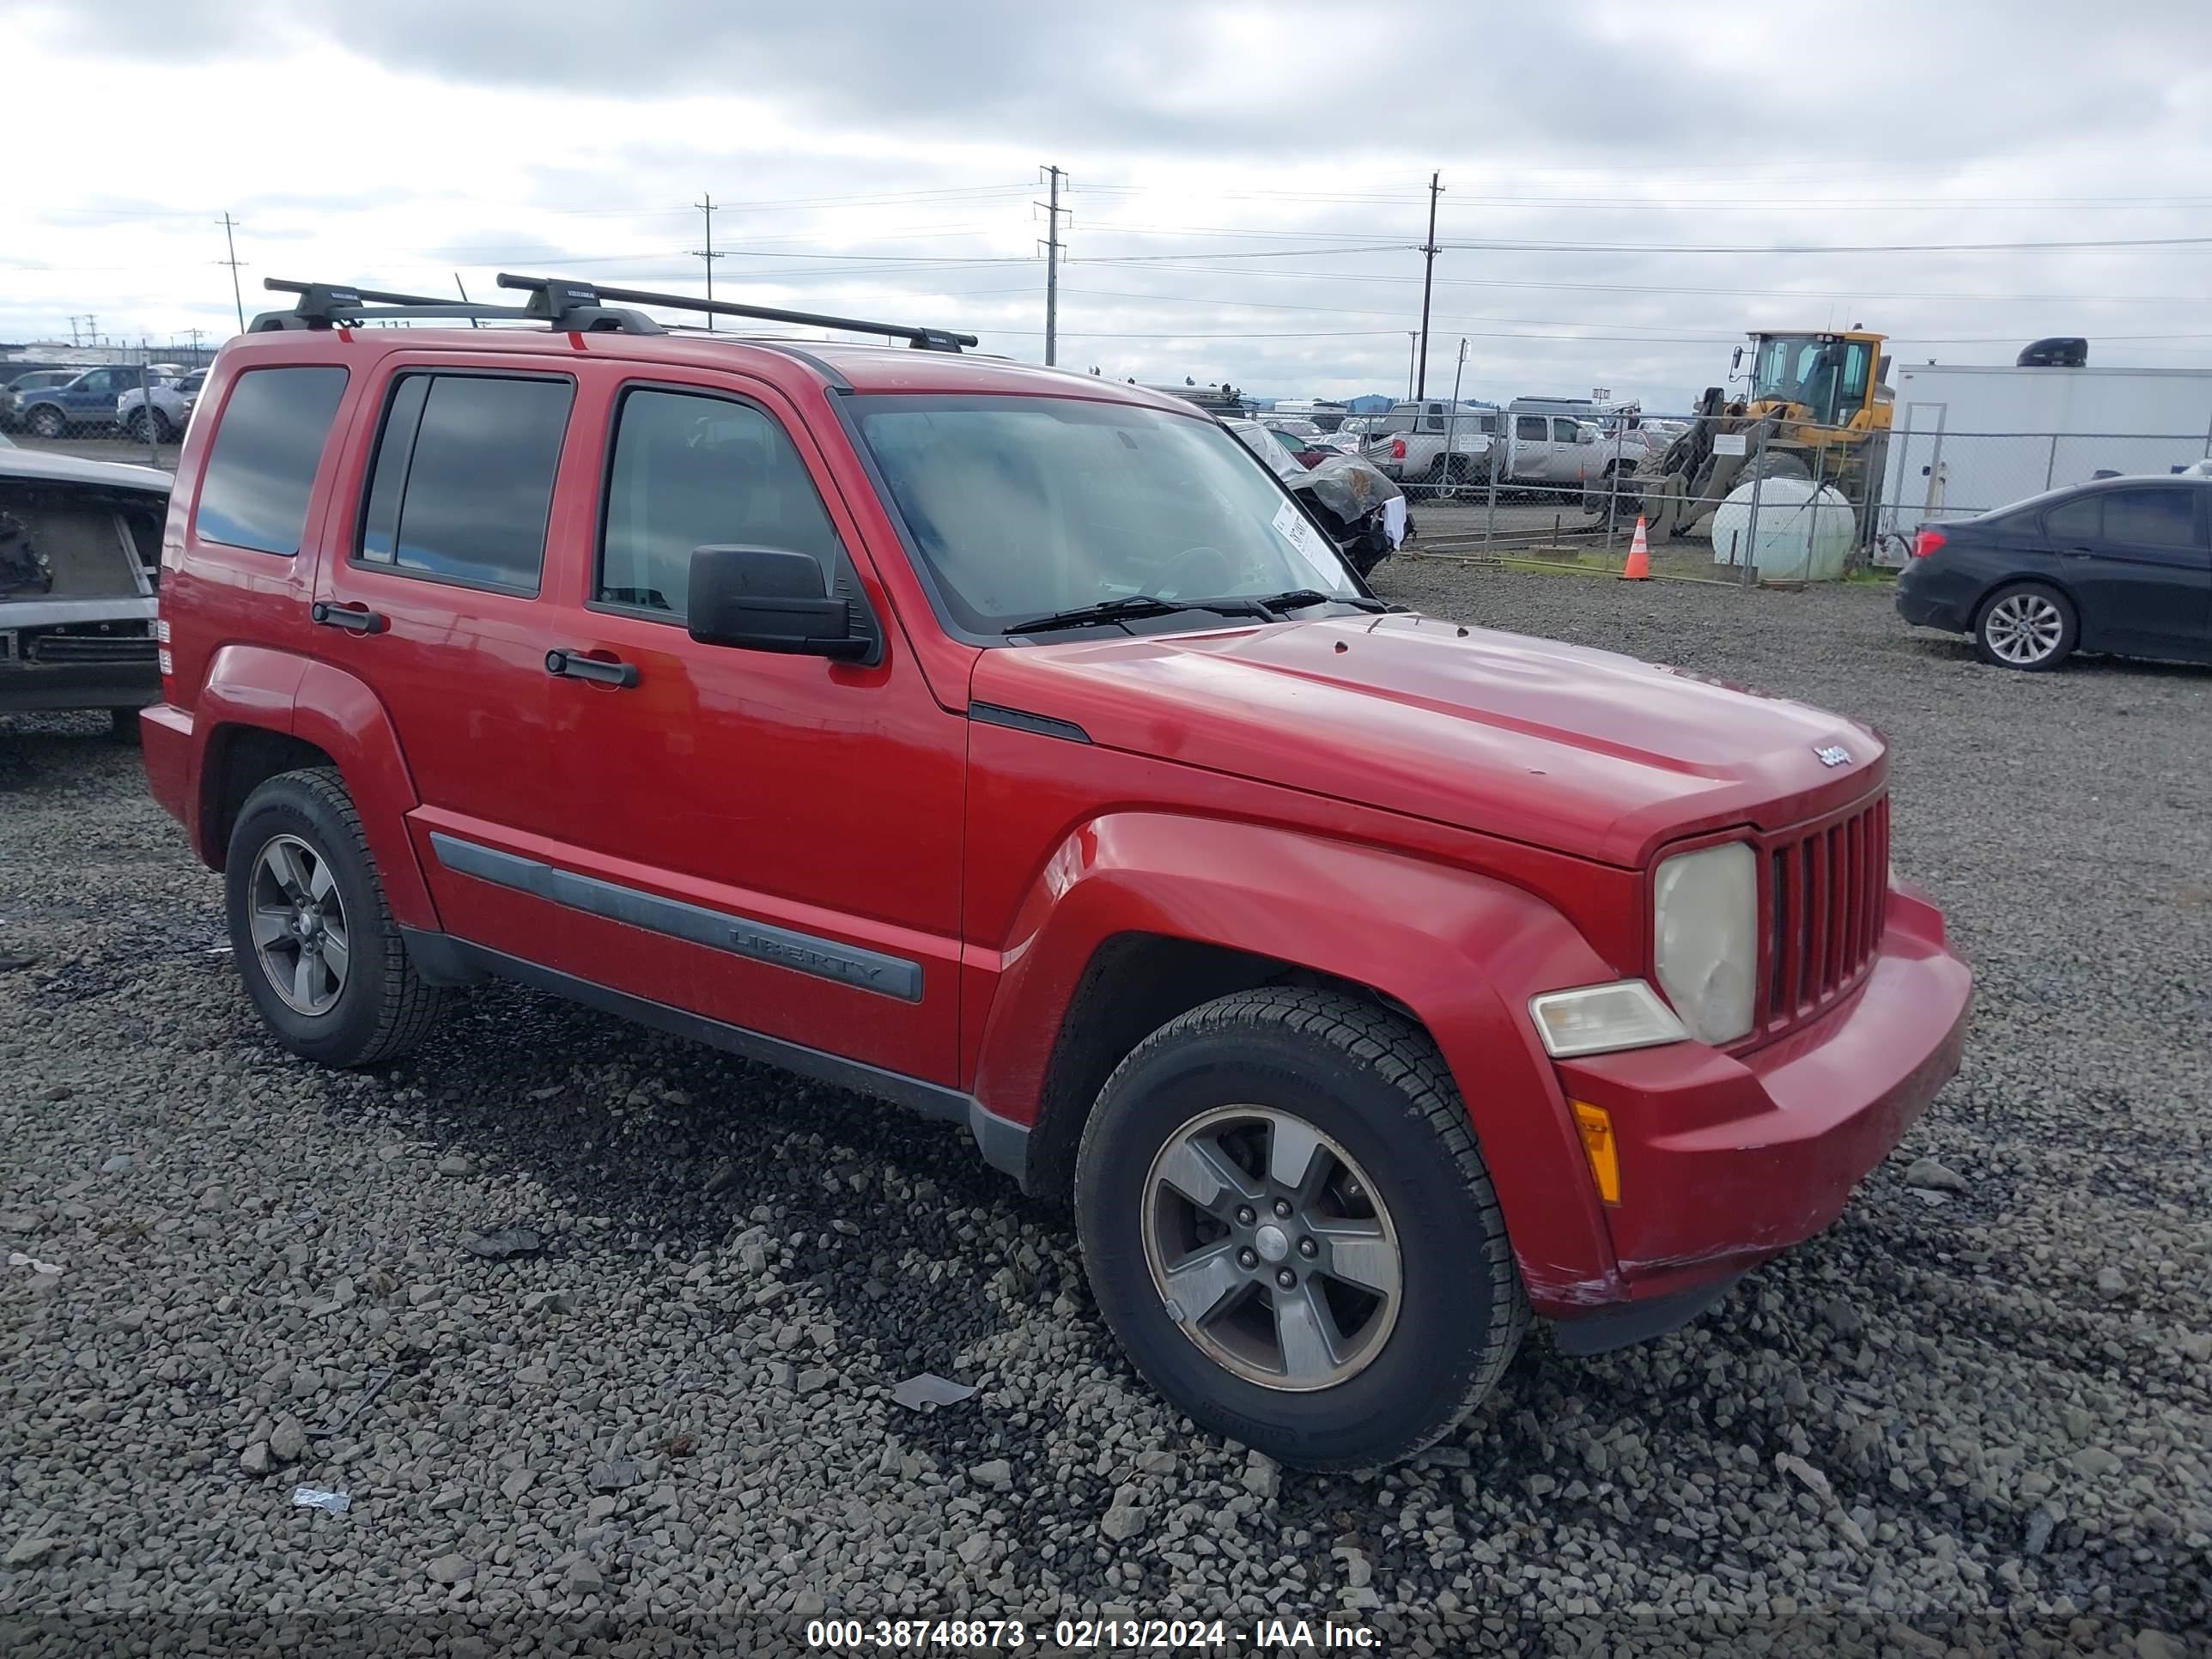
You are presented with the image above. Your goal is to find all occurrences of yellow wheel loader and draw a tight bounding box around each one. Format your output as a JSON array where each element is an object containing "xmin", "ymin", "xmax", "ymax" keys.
[{"xmin": 1623, "ymin": 330, "xmax": 1893, "ymax": 545}]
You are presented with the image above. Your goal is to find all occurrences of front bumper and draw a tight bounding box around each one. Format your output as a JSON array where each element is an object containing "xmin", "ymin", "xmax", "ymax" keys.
[{"xmin": 1547, "ymin": 880, "xmax": 1972, "ymax": 1329}]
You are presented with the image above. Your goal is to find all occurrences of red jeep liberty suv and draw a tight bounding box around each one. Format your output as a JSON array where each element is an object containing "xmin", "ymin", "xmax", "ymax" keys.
[{"xmin": 143, "ymin": 276, "xmax": 1972, "ymax": 1469}]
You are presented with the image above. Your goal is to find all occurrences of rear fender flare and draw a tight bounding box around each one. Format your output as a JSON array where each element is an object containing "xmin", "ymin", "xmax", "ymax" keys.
[
  {"xmin": 191, "ymin": 647, "xmax": 437, "ymax": 930},
  {"xmin": 969, "ymin": 811, "xmax": 1626, "ymax": 1307}
]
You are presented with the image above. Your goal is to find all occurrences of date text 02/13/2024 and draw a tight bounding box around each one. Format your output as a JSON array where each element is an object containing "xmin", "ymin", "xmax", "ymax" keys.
[{"xmin": 802, "ymin": 1617, "xmax": 1382, "ymax": 1649}]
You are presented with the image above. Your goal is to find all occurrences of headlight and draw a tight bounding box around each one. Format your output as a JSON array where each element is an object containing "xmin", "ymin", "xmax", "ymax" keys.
[
  {"xmin": 1529, "ymin": 980, "xmax": 1687, "ymax": 1059},
  {"xmin": 1653, "ymin": 841, "xmax": 1758, "ymax": 1046}
]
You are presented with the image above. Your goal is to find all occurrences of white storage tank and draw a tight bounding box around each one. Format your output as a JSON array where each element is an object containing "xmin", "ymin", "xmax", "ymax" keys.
[{"xmin": 1710, "ymin": 478, "xmax": 1855, "ymax": 580}]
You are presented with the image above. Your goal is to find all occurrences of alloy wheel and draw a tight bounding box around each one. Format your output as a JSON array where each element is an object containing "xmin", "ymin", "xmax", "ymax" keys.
[
  {"xmin": 248, "ymin": 834, "xmax": 351, "ymax": 1016},
  {"xmin": 1984, "ymin": 592, "xmax": 2064, "ymax": 665},
  {"xmin": 1140, "ymin": 1103, "xmax": 1402, "ymax": 1391}
]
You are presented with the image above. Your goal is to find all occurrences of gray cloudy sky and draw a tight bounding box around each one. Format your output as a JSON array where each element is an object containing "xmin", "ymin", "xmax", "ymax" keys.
[{"xmin": 7, "ymin": 0, "xmax": 2210, "ymax": 407}]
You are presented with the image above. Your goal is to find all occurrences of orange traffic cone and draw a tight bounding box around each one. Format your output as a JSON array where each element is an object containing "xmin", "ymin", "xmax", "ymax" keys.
[{"xmin": 1620, "ymin": 515, "xmax": 1651, "ymax": 580}]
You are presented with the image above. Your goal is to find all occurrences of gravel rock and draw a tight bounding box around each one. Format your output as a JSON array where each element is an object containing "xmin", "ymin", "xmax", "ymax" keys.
[
  {"xmin": 267, "ymin": 1416, "xmax": 307, "ymax": 1462},
  {"xmin": 5, "ymin": 1534, "xmax": 61, "ymax": 1566},
  {"xmin": 969, "ymin": 1458, "xmax": 1012, "ymax": 1491},
  {"xmin": 2096, "ymin": 1265, "xmax": 2130, "ymax": 1297},
  {"xmin": 423, "ymin": 1553, "xmax": 472, "ymax": 1585},
  {"xmin": 1903, "ymin": 1157, "xmax": 1969, "ymax": 1194},
  {"xmin": 1100, "ymin": 1488, "xmax": 1147, "ymax": 1541},
  {"xmin": 1241, "ymin": 1451, "xmax": 1281, "ymax": 1499},
  {"xmin": 2, "ymin": 571, "xmax": 2205, "ymax": 1650}
]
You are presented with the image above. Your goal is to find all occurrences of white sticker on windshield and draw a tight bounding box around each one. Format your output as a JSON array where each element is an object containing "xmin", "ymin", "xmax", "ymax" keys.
[{"xmin": 1271, "ymin": 499, "xmax": 1343, "ymax": 583}]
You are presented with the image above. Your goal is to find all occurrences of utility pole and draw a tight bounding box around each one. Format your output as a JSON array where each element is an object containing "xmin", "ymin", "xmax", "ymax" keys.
[
  {"xmin": 185, "ymin": 325, "xmax": 205, "ymax": 367},
  {"xmin": 218, "ymin": 214, "xmax": 246, "ymax": 333},
  {"xmin": 1037, "ymin": 165, "xmax": 1068, "ymax": 366},
  {"xmin": 1405, "ymin": 331, "xmax": 1418, "ymax": 401},
  {"xmin": 690, "ymin": 194, "xmax": 725, "ymax": 331},
  {"xmin": 1415, "ymin": 171, "xmax": 1443, "ymax": 399}
]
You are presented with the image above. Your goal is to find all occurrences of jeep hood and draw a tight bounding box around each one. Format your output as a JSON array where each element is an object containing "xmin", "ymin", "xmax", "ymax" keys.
[{"xmin": 968, "ymin": 613, "xmax": 1883, "ymax": 867}]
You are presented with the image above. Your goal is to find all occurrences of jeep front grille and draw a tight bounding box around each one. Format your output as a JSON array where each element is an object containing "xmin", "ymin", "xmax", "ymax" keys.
[{"xmin": 1758, "ymin": 793, "xmax": 1889, "ymax": 1036}]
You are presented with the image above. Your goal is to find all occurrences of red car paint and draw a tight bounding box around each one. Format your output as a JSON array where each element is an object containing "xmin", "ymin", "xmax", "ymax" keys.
[{"xmin": 144, "ymin": 324, "xmax": 1972, "ymax": 1329}]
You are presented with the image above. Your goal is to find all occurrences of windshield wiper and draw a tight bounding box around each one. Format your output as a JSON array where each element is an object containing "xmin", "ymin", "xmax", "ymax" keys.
[
  {"xmin": 1249, "ymin": 587, "xmax": 1401, "ymax": 615},
  {"xmin": 1001, "ymin": 593, "xmax": 1279, "ymax": 635}
]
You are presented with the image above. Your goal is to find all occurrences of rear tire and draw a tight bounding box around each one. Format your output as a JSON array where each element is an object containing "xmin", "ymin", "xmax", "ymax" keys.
[
  {"xmin": 1973, "ymin": 580, "xmax": 2076, "ymax": 671},
  {"xmin": 1074, "ymin": 988, "xmax": 1528, "ymax": 1470},
  {"xmin": 224, "ymin": 766, "xmax": 444, "ymax": 1066}
]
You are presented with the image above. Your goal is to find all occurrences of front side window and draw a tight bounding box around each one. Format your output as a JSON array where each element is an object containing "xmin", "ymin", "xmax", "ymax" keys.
[
  {"xmin": 1552, "ymin": 419, "xmax": 1581, "ymax": 443},
  {"xmin": 357, "ymin": 372, "xmax": 573, "ymax": 592},
  {"xmin": 597, "ymin": 387, "xmax": 844, "ymax": 618},
  {"xmin": 853, "ymin": 395, "xmax": 1359, "ymax": 634},
  {"xmin": 2101, "ymin": 488, "xmax": 2197, "ymax": 549},
  {"xmin": 194, "ymin": 365, "xmax": 349, "ymax": 556}
]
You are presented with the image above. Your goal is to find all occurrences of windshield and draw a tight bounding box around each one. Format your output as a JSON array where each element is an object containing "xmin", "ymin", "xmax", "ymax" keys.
[
  {"xmin": 854, "ymin": 395, "xmax": 1359, "ymax": 635},
  {"xmin": 1749, "ymin": 335, "xmax": 1872, "ymax": 426}
]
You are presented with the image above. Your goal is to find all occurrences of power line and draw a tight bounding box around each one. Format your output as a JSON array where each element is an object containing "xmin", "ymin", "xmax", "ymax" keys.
[{"xmin": 1434, "ymin": 234, "xmax": 2212, "ymax": 255}]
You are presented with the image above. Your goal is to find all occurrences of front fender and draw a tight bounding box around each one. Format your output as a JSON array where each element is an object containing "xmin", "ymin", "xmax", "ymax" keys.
[
  {"xmin": 969, "ymin": 811, "xmax": 1627, "ymax": 1310},
  {"xmin": 188, "ymin": 647, "xmax": 437, "ymax": 931}
]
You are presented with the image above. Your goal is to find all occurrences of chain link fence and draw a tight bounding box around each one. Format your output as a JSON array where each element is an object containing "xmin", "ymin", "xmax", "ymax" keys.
[
  {"xmin": 1317, "ymin": 404, "xmax": 2212, "ymax": 584},
  {"xmin": 2, "ymin": 341, "xmax": 220, "ymax": 471}
]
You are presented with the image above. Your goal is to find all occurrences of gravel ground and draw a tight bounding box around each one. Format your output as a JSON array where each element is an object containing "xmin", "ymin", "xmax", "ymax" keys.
[{"xmin": 2, "ymin": 568, "xmax": 2207, "ymax": 1658}]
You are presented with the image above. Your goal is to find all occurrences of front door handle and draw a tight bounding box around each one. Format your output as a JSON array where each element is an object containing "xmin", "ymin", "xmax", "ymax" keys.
[
  {"xmin": 544, "ymin": 648, "xmax": 639, "ymax": 689},
  {"xmin": 310, "ymin": 601, "xmax": 386, "ymax": 635}
]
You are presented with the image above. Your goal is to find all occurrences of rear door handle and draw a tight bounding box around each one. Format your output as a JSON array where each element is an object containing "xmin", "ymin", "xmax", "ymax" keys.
[
  {"xmin": 544, "ymin": 648, "xmax": 639, "ymax": 689},
  {"xmin": 310, "ymin": 601, "xmax": 386, "ymax": 635}
]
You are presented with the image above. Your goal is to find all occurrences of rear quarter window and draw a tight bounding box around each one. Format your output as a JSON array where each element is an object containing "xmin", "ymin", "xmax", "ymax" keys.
[{"xmin": 192, "ymin": 366, "xmax": 349, "ymax": 555}]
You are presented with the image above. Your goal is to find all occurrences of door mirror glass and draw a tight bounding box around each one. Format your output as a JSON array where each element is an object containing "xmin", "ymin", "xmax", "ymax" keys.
[{"xmin": 687, "ymin": 545, "xmax": 868, "ymax": 659}]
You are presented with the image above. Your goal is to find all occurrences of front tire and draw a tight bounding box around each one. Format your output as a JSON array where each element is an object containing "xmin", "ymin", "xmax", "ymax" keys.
[
  {"xmin": 1974, "ymin": 580, "xmax": 2076, "ymax": 671},
  {"xmin": 26, "ymin": 404, "xmax": 66, "ymax": 440},
  {"xmin": 1074, "ymin": 988, "xmax": 1528, "ymax": 1470},
  {"xmin": 224, "ymin": 766, "xmax": 443, "ymax": 1066}
]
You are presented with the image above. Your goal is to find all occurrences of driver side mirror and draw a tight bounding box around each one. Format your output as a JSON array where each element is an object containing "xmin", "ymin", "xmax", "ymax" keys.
[
  {"xmin": 1730, "ymin": 346, "xmax": 1744, "ymax": 372},
  {"xmin": 686, "ymin": 545, "xmax": 870, "ymax": 660}
]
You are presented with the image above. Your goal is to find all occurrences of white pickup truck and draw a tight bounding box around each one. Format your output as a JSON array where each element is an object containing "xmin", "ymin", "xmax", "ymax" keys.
[{"xmin": 1366, "ymin": 398, "xmax": 1607, "ymax": 498}]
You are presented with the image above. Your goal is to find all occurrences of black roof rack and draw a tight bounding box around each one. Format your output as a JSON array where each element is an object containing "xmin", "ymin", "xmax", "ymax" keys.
[
  {"xmin": 497, "ymin": 273, "xmax": 975, "ymax": 352},
  {"xmin": 252, "ymin": 277, "xmax": 661, "ymax": 335}
]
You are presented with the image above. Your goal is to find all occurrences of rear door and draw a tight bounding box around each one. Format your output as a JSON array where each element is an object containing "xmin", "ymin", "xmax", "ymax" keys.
[
  {"xmin": 1511, "ymin": 414, "xmax": 1551, "ymax": 482},
  {"xmin": 1551, "ymin": 417, "xmax": 1588, "ymax": 487},
  {"xmin": 2043, "ymin": 486, "xmax": 2209, "ymax": 656},
  {"xmin": 312, "ymin": 356, "xmax": 580, "ymax": 952}
]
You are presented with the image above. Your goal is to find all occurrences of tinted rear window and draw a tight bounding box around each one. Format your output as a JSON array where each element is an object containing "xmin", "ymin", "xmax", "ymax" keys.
[
  {"xmin": 356, "ymin": 373, "xmax": 573, "ymax": 592},
  {"xmin": 194, "ymin": 366, "xmax": 349, "ymax": 555}
]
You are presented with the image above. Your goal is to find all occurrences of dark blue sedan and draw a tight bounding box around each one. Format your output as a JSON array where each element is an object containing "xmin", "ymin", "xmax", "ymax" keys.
[{"xmin": 1896, "ymin": 475, "xmax": 2211, "ymax": 670}]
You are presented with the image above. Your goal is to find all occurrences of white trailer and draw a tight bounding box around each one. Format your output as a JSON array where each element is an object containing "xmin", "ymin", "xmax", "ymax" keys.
[{"xmin": 1881, "ymin": 362, "xmax": 2212, "ymax": 539}]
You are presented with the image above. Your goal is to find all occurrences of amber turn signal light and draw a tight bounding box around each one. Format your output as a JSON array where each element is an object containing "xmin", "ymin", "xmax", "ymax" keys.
[{"xmin": 1571, "ymin": 1101, "xmax": 1620, "ymax": 1206}]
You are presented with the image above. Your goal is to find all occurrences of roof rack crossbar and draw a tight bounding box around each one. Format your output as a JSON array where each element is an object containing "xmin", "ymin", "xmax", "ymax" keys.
[
  {"xmin": 497, "ymin": 273, "xmax": 976, "ymax": 352},
  {"xmin": 252, "ymin": 277, "xmax": 661, "ymax": 336}
]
